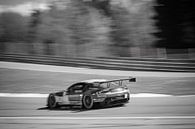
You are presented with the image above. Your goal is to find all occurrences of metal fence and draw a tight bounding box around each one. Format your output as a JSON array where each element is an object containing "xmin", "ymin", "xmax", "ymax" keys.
[{"xmin": 0, "ymin": 42, "xmax": 195, "ymax": 59}]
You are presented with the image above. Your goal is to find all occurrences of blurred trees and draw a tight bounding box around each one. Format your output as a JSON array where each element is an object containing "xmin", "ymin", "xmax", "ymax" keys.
[
  {"xmin": 35, "ymin": 0, "xmax": 99, "ymax": 56},
  {"xmin": 64, "ymin": 0, "xmax": 96, "ymax": 56},
  {"xmin": 154, "ymin": 0, "xmax": 195, "ymax": 48},
  {"xmin": 0, "ymin": 12, "xmax": 29, "ymax": 52},
  {"xmin": 0, "ymin": 12, "xmax": 28, "ymax": 42},
  {"xmin": 91, "ymin": 0, "xmax": 157, "ymax": 56},
  {"xmin": 28, "ymin": 10, "xmax": 41, "ymax": 42},
  {"xmin": 3, "ymin": 0, "xmax": 194, "ymax": 57},
  {"xmin": 28, "ymin": 10, "xmax": 41, "ymax": 54},
  {"xmin": 36, "ymin": 5, "xmax": 70, "ymax": 55},
  {"xmin": 65, "ymin": 0, "xmax": 111, "ymax": 56},
  {"xmin": 35, "ymin": 0, "xmax": 111, "ymax": 56},
  {"xmin": 0, "ymin": 0, "xmax": 158, "ymax": 57}
]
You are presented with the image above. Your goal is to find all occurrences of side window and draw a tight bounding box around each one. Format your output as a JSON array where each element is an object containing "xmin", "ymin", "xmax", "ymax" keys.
[
  {"xmin": 86, "ymin": 83, "xmax": 100, "ymax": 90},
  {"xmin": 68, "ymin": 83, "xmax": 85, "ymax": 94}
]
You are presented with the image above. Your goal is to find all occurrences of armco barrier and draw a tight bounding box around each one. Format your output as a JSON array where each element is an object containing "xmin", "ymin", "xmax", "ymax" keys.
[{"xmin": 0, "ymin": 54, "xmax": 195, "ymax": 72}]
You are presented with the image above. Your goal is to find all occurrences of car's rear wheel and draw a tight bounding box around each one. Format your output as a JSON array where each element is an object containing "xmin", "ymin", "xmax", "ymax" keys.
[
  {"xmin": 48, "ymin": 94, "xmax": 57, "ymax": 109},
  {"xmin": 82, "ymin": 94, "xmax": 93, "ymax": 109}
]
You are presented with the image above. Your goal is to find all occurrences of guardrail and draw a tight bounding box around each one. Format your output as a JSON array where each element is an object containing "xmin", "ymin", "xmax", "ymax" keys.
[{"xmin": 0, "ymin": 54, "xmax": 195, "ymax": 72}]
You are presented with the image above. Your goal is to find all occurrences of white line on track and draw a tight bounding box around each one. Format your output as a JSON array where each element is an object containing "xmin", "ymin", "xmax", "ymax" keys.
[
  {"xmin": 0, "ymin": 93, "xmax": 194, "ymax": 98},
  {"xmin": 1, "ymin": 61, "xmax": 195, "ymax": 77},
  {"xmin": 0, "ymin": 116, "xmax": 195, "ymax": 120},
  {"xmin": 0, "ymin": 93, "xmax": 172, "ymax": 98},
  {"xmin": 0, "ymin": 93, "xmax": 48, "ymax": 98}
]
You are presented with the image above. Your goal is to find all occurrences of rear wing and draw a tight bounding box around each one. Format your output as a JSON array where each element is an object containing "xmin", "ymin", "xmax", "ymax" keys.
[
  {"xmin": 98, "ymin": 77, "xmax": 136, "ymax": 87},
  {"xmin": 100, "ymin": 77, "xmax": 136, "ymax": 84}
]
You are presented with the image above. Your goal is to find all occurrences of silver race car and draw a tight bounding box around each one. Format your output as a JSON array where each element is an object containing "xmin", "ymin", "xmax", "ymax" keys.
[{"xmin": 47, "ymin": 77, "xmax": 136, "ymax": 109}]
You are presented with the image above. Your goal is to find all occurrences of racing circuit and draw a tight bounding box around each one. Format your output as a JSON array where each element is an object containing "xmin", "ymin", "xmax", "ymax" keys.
[{"xmin": 0, "ymin": 61, "xmax": 195, "ymax": 129}]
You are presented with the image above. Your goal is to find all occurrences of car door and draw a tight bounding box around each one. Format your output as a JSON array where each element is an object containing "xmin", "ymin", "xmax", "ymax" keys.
[
  {"xmin": 66, "ymin": 83, "xmax": 86, "ymax": 102},
  {"xmin": 61, "ymin": 90, "xmax": 69, "ymax": 104}
]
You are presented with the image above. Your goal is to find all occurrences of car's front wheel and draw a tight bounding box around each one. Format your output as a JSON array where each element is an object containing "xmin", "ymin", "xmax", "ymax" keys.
[
  {"xmin": 48, "ymin": 94, "xmax": 57, "ymax": 109},
  {"xmin": 82, "ymin": 94, "xmax": 94, "ymax": 109}
]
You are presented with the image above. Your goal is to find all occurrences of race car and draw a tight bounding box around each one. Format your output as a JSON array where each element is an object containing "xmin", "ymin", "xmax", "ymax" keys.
[{"xmin": 47, "ymin": 77, "xmax": 136, "ymax": 109}]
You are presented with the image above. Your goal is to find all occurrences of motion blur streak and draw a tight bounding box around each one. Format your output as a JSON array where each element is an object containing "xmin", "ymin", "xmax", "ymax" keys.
[
  {"xmin": 3, "ymin": 93, "xmax": 195, "ymax": 98},
  {"xmin": 1, "ymin": 61, "xmax": 195, "ymax": 77},
  {"xmin": 0, "ymin": 96, "xmax": 195, "ymax": 129},
  {"xmin": 1, "ymin": 116, "xmax": 195, "ymax": 119},
  {"xmin": 0, "ymin": 93, "xmax": 173, "ymax": 98}
]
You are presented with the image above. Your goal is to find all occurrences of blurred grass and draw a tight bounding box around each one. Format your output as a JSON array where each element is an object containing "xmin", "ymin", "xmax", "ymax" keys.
[{"xmin": 0, "ymin": 68, "xmax": 195, "ymax": 95}]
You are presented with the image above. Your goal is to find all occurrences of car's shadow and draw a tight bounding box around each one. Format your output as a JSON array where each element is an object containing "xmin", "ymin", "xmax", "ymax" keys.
[{"xmin": 37, "ymin": 104, "xmax": 125, "ymax": 113}]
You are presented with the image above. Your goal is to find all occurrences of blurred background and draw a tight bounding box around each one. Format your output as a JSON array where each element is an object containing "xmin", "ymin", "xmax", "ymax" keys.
[{"xmin": 0, "ymin": 0, "xmax": 195, "ymax": 59}]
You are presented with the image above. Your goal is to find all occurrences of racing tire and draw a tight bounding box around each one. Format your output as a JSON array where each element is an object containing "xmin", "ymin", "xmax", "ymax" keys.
[
  {"xmin": 82, "ymin": 94, "xmax": 94, "ymax": 109},
  {"xmin": 48, "ymin": 94, "xmax": 57, "ymax": 109}
]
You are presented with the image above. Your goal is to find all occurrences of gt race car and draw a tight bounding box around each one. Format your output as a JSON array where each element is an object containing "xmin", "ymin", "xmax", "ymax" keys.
[{"xmin": 47, "ymin": 77, "xmax": 136, "ymax": 109}]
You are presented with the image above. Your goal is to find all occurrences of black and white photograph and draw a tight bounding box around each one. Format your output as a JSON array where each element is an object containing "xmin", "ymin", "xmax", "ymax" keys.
[{"xmin": 0, "ymin": 0, "xmax": 195, "ymax": 128}]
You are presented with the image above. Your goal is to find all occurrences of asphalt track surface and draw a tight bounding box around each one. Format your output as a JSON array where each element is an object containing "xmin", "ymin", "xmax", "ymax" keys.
[
  {"xmin": 0, "ymin": 61, "xmax": 195, "ymax": 129},
  {"xmin": 0, "ymin": 96, "xmax": 195, "ymax": 129}
]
